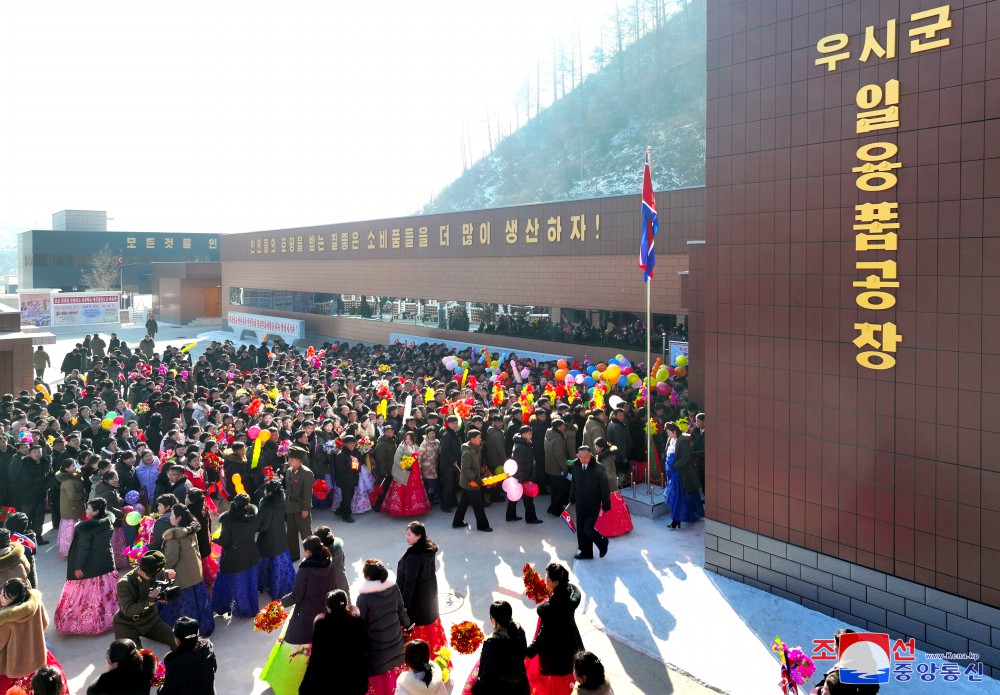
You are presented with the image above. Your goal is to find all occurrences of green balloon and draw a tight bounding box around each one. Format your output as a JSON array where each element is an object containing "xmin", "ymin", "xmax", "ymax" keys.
[{"xmin": 125, "ymin": 511, "xmax": 142, "ymax": 526}]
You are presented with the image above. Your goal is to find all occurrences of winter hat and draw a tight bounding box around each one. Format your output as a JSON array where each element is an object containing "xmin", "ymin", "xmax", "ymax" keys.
[{"xmin": 139, "ymin": 551, "xmax": 165, "ymax": 575}]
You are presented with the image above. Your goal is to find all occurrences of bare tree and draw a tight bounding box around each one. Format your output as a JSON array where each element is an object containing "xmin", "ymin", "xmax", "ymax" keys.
[{"xmin": 80, "ymin": 243, "xmax": 120, "ymax": 290}]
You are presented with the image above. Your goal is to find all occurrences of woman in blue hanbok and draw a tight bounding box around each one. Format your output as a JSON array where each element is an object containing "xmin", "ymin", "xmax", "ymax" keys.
[{"xmin": 663, "ymin": 423, "xmax": 704, "ymax": 529}]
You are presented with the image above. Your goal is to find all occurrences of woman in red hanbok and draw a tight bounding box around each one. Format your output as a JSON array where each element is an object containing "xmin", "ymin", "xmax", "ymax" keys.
[
  {"xmin": 382, "ymin": 433, "xmax": 431, "ymax": 517},
  {"xmin": 592, "ymin": 438, "xmax": 633, "ymax": 538}
]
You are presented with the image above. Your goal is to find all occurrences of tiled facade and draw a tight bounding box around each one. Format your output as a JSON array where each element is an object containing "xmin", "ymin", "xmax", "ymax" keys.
[
  {"xmin": 702, "ymin": 0, "xmax": 999, "ymax": 663},
  {"xmin": 220, "ymin": 188, "xmax": 705, "ymax": 365}
]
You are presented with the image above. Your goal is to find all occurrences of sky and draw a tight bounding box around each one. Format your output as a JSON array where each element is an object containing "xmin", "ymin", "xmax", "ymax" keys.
[{"xmin": 0, "ymin": 0, "xmax": 623, "ymax": 236}]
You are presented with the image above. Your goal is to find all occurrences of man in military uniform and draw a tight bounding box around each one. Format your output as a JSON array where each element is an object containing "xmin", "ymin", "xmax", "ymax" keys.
[
  {"xmin": 112, "ymin": 550, "xmax": 176, "ymax": 647},
  {"xmin": 284, "ymin": 446, "xmax": 314, "ymax": 561}
]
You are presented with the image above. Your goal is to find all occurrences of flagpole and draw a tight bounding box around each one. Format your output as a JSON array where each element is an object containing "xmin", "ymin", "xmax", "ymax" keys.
[{"xmin": 645, "ymin": 146, "xmax": 653, "ymax": 505}]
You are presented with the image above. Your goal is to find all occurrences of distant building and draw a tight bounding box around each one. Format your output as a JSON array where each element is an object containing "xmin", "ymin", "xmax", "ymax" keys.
[{"xmin": 19, "ymin": 210, "xmax": 220, "ymax": 293}]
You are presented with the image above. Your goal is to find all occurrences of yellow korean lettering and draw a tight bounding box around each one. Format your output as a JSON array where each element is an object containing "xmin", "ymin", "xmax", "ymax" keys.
[
  {"xmin": 815, "ymin": 34, "xmax": 850, "ymax": 71},
  {"xmin": 909, "ymin": 5, "xmax": 952, "ymax": 53}
]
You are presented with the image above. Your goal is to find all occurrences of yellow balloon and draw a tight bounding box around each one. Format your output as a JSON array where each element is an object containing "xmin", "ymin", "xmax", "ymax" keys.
[
  {"xmin": 675, "ymin": 354, "xmax": 688, "ymax": 368},
  {"xmin": 257, "ymin": 429, "xmax": 271, "ymax": 443}
]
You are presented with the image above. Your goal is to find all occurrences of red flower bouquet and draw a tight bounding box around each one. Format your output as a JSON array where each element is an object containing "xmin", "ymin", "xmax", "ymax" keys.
[
  {"xmin": 254, "ymin": 600, "xmax": 289, "ymax": 633},
  {"xmin": 522, "ymin": 563, "xmax": 550, "ymax": 605},
  {"xmin": 450, "ymin": 621, "xmax": 485, "ymax": 654},
  {"xmin": 312, "ymin": 479, "xmax": 331, "ymax": 500}
]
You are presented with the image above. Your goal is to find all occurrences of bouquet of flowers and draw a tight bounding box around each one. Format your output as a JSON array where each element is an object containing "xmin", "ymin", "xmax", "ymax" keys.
[
  {"xmin": 138, "ymin": 649, "xmax": 166, "ymax": 687},
  {"xmin": 518, "ymin": 385, "xmax": 535, "ymax": 418},
  {"xmin": 522, "ymin": 563, "xmax": 550, "ymax": 605},
  {"xmin": 356, "ymin": 436, "xmax": 373, "ymax": 454},
  {"xmin": 400, "ymin": 454, "xmax": 417, "ymax": 472},
  {"xmin": 645, "ymin": 419, "xmax": 661, "ymax": 436},
  {"xmin": 323, "ymin": 438, "xmax": 339, "ymax": 455},
  {"xmin": 433, "ymin": 646, "xmax": 452, "ymax": 683},
  {"xmin": 377, "ymin": 364, "xmax": 391, "ymax": 373},
  {"xmin": 312, "ymin": 480, "xmax": 331, "ymax": 500},
  {"xmin": 202, "ymin": 452, "xmax": 223, "ymax": 473},
  {"xmin": 771, "ymin": 637, "xmax": 816, "ymax": 694},
  {"xmin": 492, "ymin": 385, "xmax": 505, "ymax": 407},
  {"xmin": 0, "ymin": 507, "xmax": 17, "ymax": 524},
  {"xmin": 262, "ymin": 466, "xmax": 276, "ymax": 481},
  {"xmin": 135, "ymin": 403, "xmax": 149, "ymax": 415},
  {"xmin": 450, "ymin": 621, "xmax": 485, "ymax": 654},
  {"xmin": 254, "ymin": 600, "xmax": 289, "ymax": 633}
]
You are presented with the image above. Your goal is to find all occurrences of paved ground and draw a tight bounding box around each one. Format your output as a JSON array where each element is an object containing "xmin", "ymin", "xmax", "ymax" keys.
[
  {"xmin": 31, "ymin": 325, "xmax": 1000, "ymax": 694},
  {"xmin": 32, "ymin": 324, "xmax": 717, "ymax": 695},
  {"xmin": 36, "ymin": 502, "xmax": 716, "ymax": 695}
]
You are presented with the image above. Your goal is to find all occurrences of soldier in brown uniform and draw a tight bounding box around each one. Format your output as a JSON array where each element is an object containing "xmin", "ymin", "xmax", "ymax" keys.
[{"xmin": 283, "ymin": 447, "xmax": 314, "ymax": 562}]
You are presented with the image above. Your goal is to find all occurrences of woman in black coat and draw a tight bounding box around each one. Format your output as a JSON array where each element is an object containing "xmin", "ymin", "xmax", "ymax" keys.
[
  {"xmin": 299, "ymin": 590, "xmax": 371, "ymax": 695},
  {"xmin": 86, "ymin": 638, "xmax": 155, "ymax": 695},
  {"xmin": 279, "ymin": 536, "xmax": 333, "ymax": 645},
  {"xmin": 396, "ymin": 521, "xmax": 445, "ymax": 654},
  {"xmin": 525, "ymin": 563, "xmax": 584, "ymax": 692},
  {"xmin": 255, "ymin": 480, "xmax": 295, "ymax": 601},
  {"xmin": 159, "ymin": 617, "xmax": 217, "ymax": 695},
  {"xmin": 55, "ymin": 498, "xmax": 119, "ymax": 635},
  {"xmin": 472, "ymin": 600, "xmax": 529, "ymax": 695},
  {"xmin": 210, "ymin": 494, "xmax": 261, "ymax": 618}
]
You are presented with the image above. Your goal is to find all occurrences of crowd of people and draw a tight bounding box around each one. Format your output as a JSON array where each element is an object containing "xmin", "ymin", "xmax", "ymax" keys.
[{"xmin": 0, "ymin": 333, "xmax": 709, "ymax": 695}]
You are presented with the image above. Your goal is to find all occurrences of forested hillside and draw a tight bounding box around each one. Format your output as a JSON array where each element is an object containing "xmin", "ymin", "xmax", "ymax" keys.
[{"xmin": 421, "ymin": 0, "xmax": 705, "ymax": 213}]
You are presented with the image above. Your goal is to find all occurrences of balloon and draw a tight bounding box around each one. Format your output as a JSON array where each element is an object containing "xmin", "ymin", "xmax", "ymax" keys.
[
  {"xmin": 656, "ymin": 382, "xmax": 671, "ymax": 395},
  {"xmin": 257, "ymin": 430, "xmax": 271, "ymax": 443},
  {"xmin": 461, "ymin": 361, "xmax": 470, "ymax": 370},
  {"xmin": 247, "ymin": 426, "xmax": 261, "ymax": 440},
  {"xmin": 125, "ymin": 511, "xmax": 142, "ymax": 526},
  {"xmin": 627, "ymin": 373, "xmax": 640, "ymax": 385},
  {"xmin": 520, "ymin": 368, "xmax": 530, "ymax": 379},
  {"xmin": 555, "ymin": 369, "xmax": 567, "ymax": 382},
  {"xmin": 597, "ymin": 363, "xmax": 607, "ymax": 372},
  {"xmin": 585, "ymin": 376, "xmax": 595, "ymax": 387},
  {"xmin": 495, "ymin": 465, "xmax": 506, "ymax": 475},
  {"xmin": 575, "ymin": 374, "xmax": 585, "ymax": 385},
  {"xmin": 231, "ymin": 473, "xmax": 246, "ymax": 496},
  {"xmin": 676, "ymin": 354, "xmax": 688, "ymax": 368},
  {"xmin": 619, "ymin": 358, "xmax": 631, "ymax": 369},
  {"xmin": 592, "ymin": 371, "xmax": 602, "ymax": 382},
  {"xmin": 604, "ymin": 365, "xmax": 621, "ymax": 382},
  {"xmin": 455, "ymin": 367, "xmax": 464, "ymax": 375},
  {"xmin": 133, "ymin": 504, "xmax": 144, "ymax": 515},
  {"xmin": 502, "ymin": 477, "xmax": 517, "ymax": 493},
  {"xmin": 608, "ymin": 358, "xmax": 619, "ymax": 367},
  {"xmin": 441, "ymin": 357, "xmax": 451, "ymax": 366},
  {"xmin": 557, "ymin": 359, "xmax": 568, "ymax": 370},
  {"xmin": 617, "ymin": 375, "xmax": 628, "ymax": 387},
  {"xmin": 564, "ymin": 374, "xmax": 575, "ymax": 386},
  {"xmin": 125, "ymin": 490, "xmax": 141, "ymax": 505},
  {"xmin": 569, "ymin": 369, "xmax": 580, "ymax": 377},
  {"xmin": 506, "ymin": 482, "xmax": 523, "ymax": 502},
  {"xmin": 615, "ymin": 354, "xmax": 625, "ymax": 361},
  {"xmin": 503, "ymin": 459, "xmax": 518, "ymax": 476},
  {"xmin": 101, "ymin": 418, "xmax": 114, "ymax": 430},
  {"xmin": 491, "ymin": 360, "xmax": 499, "ymax": 368},
  {"xmin": 122, "ymin": 505, "xmax": 134, "ymax": 515},
  {"xmin": 675, "ymin": 366, "xmax": 687, "ymax": 377},
  {"xmin": 113, "ymin": 416, "xmax": 124, "ymax": 425},
  {"xmin": 523, "ymin": 481, "xmax": 539, "ymax": 498},
  {"xmin": 656, "ymin": 368, "xmax": 670, "ymax": 383}
]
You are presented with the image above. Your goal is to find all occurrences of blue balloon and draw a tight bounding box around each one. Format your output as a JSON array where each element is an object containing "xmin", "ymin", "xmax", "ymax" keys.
[
  {"xmin": 569, "ymin": 370, "xmax": 580, "ymax": 377},
  {"xmin": 617, "ymin": 375, "xmax": 628, "ymax": 387},
  {"xmin": 584, "ymin": 376, "xmax": 595, "ymax": 387},
  {"xmin": 608, "ymin": 358, "xmax": 619, "ymax": 366},
  {"xmin": 588, "ymin": 387, "xmax": 595, "ymax": 396},
  {"xmin": 618, "ymin": 359, "xmax": 630, "ymax": 369},
  {"xmin": 587, "ymin": 366, "xmax": 597, "ymax": 375},
  {"xmin": 454, "ymin": 367, "xmax": 464, "ymax": 375}
]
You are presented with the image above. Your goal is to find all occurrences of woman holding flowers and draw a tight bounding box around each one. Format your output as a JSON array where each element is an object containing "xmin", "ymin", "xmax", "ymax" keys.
[
  {"xmin": 382, "ymin": 432, "xmax": 430, "ymax": 517},
  {"xmin": 525, "ymin": 563, "xmax": 584, "ymax": 695},
  {"xmin": 260, "ymin": 536, "xmax": 333, "ymax": 695}
]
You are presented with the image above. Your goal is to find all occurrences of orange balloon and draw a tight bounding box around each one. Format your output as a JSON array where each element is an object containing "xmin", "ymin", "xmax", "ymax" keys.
[
  {"xmin": 554, "ymin": 369, "xmax": 567, "ymax": 382},
  {"xmin": 674, "ymin": 366, "xmax": 687, "ymax": 377},
  {"xmin": 257, "ymin": 430, "xmax": 271, "ymax": 443},
  {"xmin": 557, "ymin": 359, "xmax": 568, "ymax": 370},
  {"xmin": 597, "ymin": 363, "xmax": 607, "ymax": 372}
]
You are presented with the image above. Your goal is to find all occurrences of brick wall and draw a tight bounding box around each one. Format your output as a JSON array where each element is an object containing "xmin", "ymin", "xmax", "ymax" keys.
[{"xmin": 706, "ymin": 519, "xmax": 1000, "ymax": 675}]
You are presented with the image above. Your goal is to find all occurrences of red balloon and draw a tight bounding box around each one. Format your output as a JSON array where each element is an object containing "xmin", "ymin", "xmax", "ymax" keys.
[
  {"xmin": 522, "ymin": 481, "xmax": 539, "ymax": 498},
  {"xmin": 656, "ymin": 382, "xmax": 671, "ymax": 395}
]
